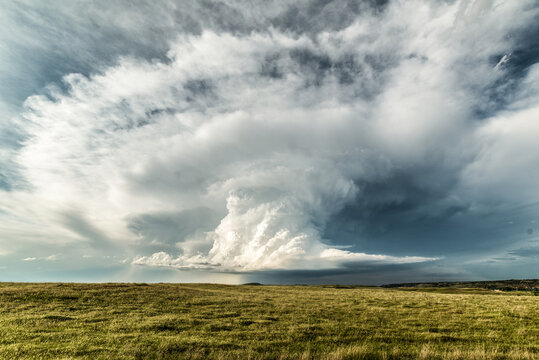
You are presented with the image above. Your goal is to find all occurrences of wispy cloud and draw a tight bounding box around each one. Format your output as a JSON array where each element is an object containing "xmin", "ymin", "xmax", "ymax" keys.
[{"xmin": 21, "ymin": 254, "xmax": 60, "ymax": 262}]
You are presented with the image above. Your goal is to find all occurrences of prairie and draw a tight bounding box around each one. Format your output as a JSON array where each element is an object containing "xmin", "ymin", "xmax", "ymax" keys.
[{"xmin": 0, "ymin": 283, "xmax": 537, "ymax": 359}]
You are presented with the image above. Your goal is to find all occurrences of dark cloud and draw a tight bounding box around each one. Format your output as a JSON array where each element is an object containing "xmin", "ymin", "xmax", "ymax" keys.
[
  {"xmin": 243, "ymin": 261, "xmax": 463, "ymax": 286},
  {"xmin": 507, "ymin": 243, "xmax": 539, "ymax": 258},
  {"xmin": 127, "ymin": 207, "xmax": 222, "ymax": 254},
  {"xmin": 270, "ymin": 0, "xmax": 389, "ymax": 35}
]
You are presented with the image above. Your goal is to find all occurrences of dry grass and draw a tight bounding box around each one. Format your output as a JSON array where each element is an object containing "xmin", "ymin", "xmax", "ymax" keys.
[{"xmin": 0, "ymin": 283, "xmax": 536, "ymax": 359}]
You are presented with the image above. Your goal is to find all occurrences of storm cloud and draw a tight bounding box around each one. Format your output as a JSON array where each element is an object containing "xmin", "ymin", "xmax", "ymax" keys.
[{"xmin": 0, "ymin": 0, "xmax": 538, "ymax": 283}]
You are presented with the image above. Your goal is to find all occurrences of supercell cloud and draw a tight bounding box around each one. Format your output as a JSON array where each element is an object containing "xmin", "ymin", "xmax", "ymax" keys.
[{"xmin": 0, "ymin": 0, "xmax": 538, "ymax": 283}]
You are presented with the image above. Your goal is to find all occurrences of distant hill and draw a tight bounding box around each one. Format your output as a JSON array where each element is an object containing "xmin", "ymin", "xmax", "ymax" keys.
[{"xmin": 381, "ymin": 279, "xmax": 539, "ymax": 291}]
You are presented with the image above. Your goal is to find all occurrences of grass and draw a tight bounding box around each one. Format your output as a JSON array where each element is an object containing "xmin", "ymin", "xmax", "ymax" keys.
[
  {"xmin": 0, "ymin": 283, "xmax": 537, "ymax": 359},
  {"xmin": 382, "ymin": 279, "xmax": 539, "ymax": 291}
]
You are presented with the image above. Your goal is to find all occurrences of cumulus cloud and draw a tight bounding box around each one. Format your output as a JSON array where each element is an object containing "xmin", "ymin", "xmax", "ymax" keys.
[
  {"xmin": 133, "ymin": 248, "xmax": 437, "ymax": 272},
  {"xmin": 1, "ymin": 0, "xmax": 538, "ymax": 280}
]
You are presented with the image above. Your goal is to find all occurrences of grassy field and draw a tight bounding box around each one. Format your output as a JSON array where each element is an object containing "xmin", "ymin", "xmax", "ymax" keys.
[{"xmin": 0, "ymin": 283, "xmax": 537, "ymax": 359}]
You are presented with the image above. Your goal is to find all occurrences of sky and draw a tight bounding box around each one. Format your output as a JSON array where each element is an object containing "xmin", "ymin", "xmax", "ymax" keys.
[{"xmin": 0, "ymin": 0, "xmax": 538, "ymax": 284}]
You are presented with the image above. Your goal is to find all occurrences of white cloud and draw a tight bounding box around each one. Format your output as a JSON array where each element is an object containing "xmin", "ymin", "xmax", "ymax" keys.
[
  {"xmin": 21, "ymin": 254, "xmax": 60, "ymax": 262},
  {"xmin": 2, "ymin": 0, "xmax": 538, "ymax": 274},
  {"xmin": 319, "ymin": 248, "xmax": 438, "ymax": 264},
  {"xmin": 132, "ymin": 252, "xmax": 212, "ymax": 270},
  {"xmin": 461, "ymin": 65, "xmax": 539, "ymax": 207},
  {"xmin": 133, "ymin": 248, "xmax": 438, "ymax": 271}
]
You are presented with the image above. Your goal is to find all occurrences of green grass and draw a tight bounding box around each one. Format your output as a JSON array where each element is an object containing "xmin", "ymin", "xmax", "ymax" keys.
[{"xmin": 0, "ymin": 283, "xmax": 537, "ymax": 359}]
